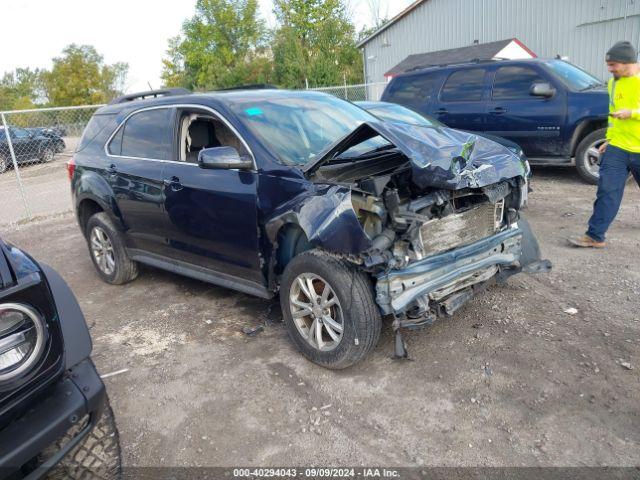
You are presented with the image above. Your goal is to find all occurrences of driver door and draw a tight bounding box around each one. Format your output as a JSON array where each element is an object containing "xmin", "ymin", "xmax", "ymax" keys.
[{"xmin": 162, "ymin": 108, "xmax": 262, "ymax": 284}]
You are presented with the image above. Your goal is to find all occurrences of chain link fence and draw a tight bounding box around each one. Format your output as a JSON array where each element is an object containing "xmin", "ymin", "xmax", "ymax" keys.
[
  {"xmin": 0, "ymin": 82, "xmax": 388, "ymax": 227},
  {"xmin": 1, "ymin": 105, "xmax": 103, "ymax": 227},
  {"xmin": 309, "ymin": 82, "xmax": 387, "ymax": 102}
]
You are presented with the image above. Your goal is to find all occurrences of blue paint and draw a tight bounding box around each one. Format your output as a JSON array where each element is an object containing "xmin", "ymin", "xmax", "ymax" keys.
[{"xmin": 245, "ymin": 107, "xmax": 263, "ymax": 116}]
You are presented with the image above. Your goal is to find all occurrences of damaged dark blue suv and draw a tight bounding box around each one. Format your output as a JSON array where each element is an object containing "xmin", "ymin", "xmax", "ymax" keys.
[{"xmin": 70, "ymin": 88, "xmax": 549, "ymax": 369}]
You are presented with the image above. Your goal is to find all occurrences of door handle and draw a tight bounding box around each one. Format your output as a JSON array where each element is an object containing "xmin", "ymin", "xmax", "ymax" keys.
[
  {"xmin": 435, "ymin": 108, "xmax": 448, "ymax": 115},
  {"xmin": 164, "ymin": 176, "xmax": 183, "ymax": 192},
  {"xmin": 491, "ymin": 107, "xmax": 507, "ymax": 114}
]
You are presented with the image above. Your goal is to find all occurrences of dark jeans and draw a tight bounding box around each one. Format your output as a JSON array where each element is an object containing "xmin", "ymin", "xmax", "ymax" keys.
[{"xmin": 587, "ymin": 145, "xmax": 640, "ymax": 242}]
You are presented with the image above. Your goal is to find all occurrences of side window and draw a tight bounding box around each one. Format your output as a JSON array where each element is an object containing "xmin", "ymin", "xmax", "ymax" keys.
[
  {"xmin": 118, "ymin": 108, "xmax": 172, "ymax": 159},
  {"xmin": 385, "ymin": 75, "xmax": 439, "ymax": 107},
  {"xmin": 108, "ymin": 127, "xmax": 124, "ymax": 155},
  {"xmin": 12, "ymin": 128, "xmax": 30, "ymax": 139},
  {"xmin": 492, "ymin": 66, "xmax": 547, "ymax": 100},
  {"xmin": 179, "ymin": 111, "xmax": 248, "ymax": 163},
  {"xmin": 440, "ymin": 69, "xmax": 486, "ymax": 102}
]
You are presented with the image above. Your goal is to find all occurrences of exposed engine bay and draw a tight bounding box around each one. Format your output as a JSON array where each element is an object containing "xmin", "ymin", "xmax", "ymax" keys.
[{"xmin": 300, "ymin": 121, "xmax": 543, "ymax": 338}]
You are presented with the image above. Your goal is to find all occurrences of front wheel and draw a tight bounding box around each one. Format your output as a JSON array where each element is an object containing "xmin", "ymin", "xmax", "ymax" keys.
[
  {"xmin": 575, "ymin": 128, "xmax": 607, "ymax": 185},
  {"xmin": 44, "ymin": 396, "xmax": 121, "ymax": 479},
  {"xmin": 280, "ymin": 250, "xmax": 381, "ymax": 369}
]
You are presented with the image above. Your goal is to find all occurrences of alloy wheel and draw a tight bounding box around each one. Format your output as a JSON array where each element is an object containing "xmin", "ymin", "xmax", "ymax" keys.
[
  {"xmin": 289, "ymin": 273, "xmax": 344, "ymax": 351},
  {"xmin": 90, "ymin": 226, "xmax": 116, "ymax": 275},
  {"xmin": 584, "ymin": 138, "xmax": 607, "ymax": 179}
]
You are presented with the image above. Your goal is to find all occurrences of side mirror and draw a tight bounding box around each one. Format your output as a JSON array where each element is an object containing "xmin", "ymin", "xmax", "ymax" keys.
[
  {"xmin": 198, "ymin": 146, "xmax": 253, "ymax": 170},
  {"xmin": 530, "ymin": 82, "xmax": 555, "ymax": 98}
]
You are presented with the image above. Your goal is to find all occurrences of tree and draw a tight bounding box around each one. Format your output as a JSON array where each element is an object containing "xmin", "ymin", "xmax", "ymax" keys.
[
  {"xmin": 41, "ymin": 44, "xmax": 128, "ymax": 106},
  {"xmin": 0, "ymin": 68, "xmax": 43, "ymax": 111},
  {"xmin": 271, "ymin": 0, "xmax": 363, "ymax": 88},
  {"xmin": 161, "ymin": 0, "xmax": 272, "ymax": 90}
]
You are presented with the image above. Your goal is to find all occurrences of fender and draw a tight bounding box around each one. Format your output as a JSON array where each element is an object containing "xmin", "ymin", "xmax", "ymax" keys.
[
  {"xmin": 568, "ymin": 117, "xmax": 608, "ymax": 157},
  {"xmin": 39, "ymin": 264, "xmax": 92, "ymax": 369},
  {"xmin": 265, "ymin": 185, "xmax": 372, "ymax": 255},
  {"xmin": 75, "ymin": 170, "xmax": 125, "ymax": 231}
]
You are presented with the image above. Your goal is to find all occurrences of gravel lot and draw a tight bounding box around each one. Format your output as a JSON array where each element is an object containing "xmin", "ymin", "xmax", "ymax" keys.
[{"xmin": 3, "ymin": 168, "xmax": 640, "ymax": 469}]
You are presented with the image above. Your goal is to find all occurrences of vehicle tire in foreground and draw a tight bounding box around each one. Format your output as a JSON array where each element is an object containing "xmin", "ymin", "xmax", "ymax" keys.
[
  {"xmin": 86, "ymin": 212, "xmax": 138, "ymax": 285},
  {"xmin": 575, "ymin": 128, "xmax": 607, "ymax": 185},
  {"xmin": 280, "ymin": 249, "xmax": 381, "ymax": 369},
  {"xmin": 44, "ymin": 397, "xmax": 121, "ymax": 480}
]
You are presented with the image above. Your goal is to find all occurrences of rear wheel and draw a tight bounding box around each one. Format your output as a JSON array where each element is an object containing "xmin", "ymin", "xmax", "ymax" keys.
[
  {"xmin": 575, "ymin": 128, "xmax": 606, "ymax": 185},
  {"xmin": 86, "ymin": 212, "xmax": 138, "ymax": 285},
  {"xmin": 280, "ymin": 250, "xmax": 381, "ymax": 369}
]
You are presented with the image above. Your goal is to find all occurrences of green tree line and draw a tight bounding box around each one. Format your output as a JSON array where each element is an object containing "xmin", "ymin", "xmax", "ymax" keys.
[
  {"xmin": 162, "ymin": 0, "xmax": 370, "ymax": 90},
  {"xmin": 0, "ymin": 44, "xmax": 128, "ymax": 111}
]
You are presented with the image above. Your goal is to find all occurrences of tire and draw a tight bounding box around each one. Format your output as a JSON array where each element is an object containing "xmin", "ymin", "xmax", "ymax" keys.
[
  {"xmin": 280, "ymin": 249, "xmax": 381, "ymax": 369},
  {"xmin": 39, "ymin": 146, "xmax": 55, "ymax": 163},
  {"xmin": 44, "ymin": 397, "xmax": 122, "ymax": 480},
  {"xmin": 575, "ymin": 128, "xmax": 607, "ymax": 185},
  {"xmin": 86, "ymin": 212, "xmax": 138, "ymax": 285}
]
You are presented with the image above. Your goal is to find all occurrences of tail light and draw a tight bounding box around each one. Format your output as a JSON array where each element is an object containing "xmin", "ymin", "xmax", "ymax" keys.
[{"xmin": 66, "ymin": 157, "xmax": 76, "ymax": 181}]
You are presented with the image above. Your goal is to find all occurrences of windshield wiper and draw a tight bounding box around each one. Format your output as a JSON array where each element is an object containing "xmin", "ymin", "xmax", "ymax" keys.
[{"xmin": 579, "ymin": 82, "xmax": 605, "ymax": 91}]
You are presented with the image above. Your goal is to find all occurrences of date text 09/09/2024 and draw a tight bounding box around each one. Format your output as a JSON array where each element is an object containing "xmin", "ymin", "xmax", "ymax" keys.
[{"xmin": 232, "ymin": 468, "xmax": 401, "ymax": 478}]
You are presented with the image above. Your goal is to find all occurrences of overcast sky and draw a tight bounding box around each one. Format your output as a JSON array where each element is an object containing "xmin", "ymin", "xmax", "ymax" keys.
[{"xmin": 2, "ymin": 0, "xmax": 413, "ymax": 93}]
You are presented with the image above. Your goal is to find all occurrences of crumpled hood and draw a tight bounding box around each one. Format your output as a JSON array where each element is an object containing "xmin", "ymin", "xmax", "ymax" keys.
[{"xmin": 305, "ymin": 121, "xmax": 527, "ymax": 190}]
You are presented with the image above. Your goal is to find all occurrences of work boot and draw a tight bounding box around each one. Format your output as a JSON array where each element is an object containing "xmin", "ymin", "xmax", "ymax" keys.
[{"xmin": 567, "ymin": 235, "xmax": 606, "ymax": 248}]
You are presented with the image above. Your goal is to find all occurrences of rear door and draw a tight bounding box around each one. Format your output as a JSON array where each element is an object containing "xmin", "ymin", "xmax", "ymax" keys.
[
  {"xmin": 9, "ymin": 128, "xmax": 37, "ymax": 162},
  {"xmin": 381, "ymin": 73, "xmax": 441, "ymax": 117},
  {"xmin": 432, "ymin": 68, "xmax": 489, "ymax": 131},
  {"xmin": 485, "ymin": 65, "xmax": 566, "ymax": 157},
  {"xmin": 105, "ymin": 107, "xmax": 173, "ymax": 256}
]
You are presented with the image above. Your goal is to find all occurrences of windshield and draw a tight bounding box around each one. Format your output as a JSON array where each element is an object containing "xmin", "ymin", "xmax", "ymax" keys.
[
  {"xmin": 230, "ymin": 94, "xmax": 377, "ymax": 165},
  {"xmin": 366, "ymin": 103, "xmax": 443, "ymax": 127},
  {"xmin": 543, "ymin": 60, "xmax": 603, "ymax": 91}
]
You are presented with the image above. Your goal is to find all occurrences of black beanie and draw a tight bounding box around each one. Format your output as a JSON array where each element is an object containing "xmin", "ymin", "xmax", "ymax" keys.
[{"xmin": 606, "ymin": 41, "xmax": 638, "ymax": 63}]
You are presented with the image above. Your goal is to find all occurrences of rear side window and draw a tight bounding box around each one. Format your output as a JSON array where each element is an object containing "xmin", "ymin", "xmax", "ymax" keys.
[
  {"xmin": 116, "ymin": 108, "xmax": 172, "ymax": 160},
  {"xmin": 492, "ymin": 66, "xmax": 546, "ymax": 100},
  {"xmin": 440, "ymin": 69, "xmax": 486, "ymax": 102},
  {"xmin": 77, "ymin": 114, "xmax": 114, "ymax": 152},
  {"xmin": 385, "ymin": 75, "xmax": 439, "ymax": 107}
]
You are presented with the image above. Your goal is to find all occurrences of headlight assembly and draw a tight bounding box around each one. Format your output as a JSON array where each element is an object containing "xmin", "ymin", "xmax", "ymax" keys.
[{"xmin": 0, "ymin": 303, "xmax": 48, "ymax": 382}]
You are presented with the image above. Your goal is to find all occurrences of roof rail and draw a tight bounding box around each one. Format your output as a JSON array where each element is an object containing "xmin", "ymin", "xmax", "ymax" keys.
[
  {"xmin": 216, "ymin": 83, "xmax": 279, "ymax": 91},
  {"xmin": 405, "ymin": 57, "xmax": 509, "ymax": 73},
  {"xmin": 108, "ymin": 88, "xmax": 191, "ymax": 105}
]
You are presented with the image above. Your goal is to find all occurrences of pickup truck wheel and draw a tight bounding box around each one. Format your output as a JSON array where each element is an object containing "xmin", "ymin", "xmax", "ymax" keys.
[
  {"xmin": 39, "ymin": 146, "xmax": 55, "ymax": 163},
  {"xmin": 86, "ymin": 212, "xmax": 138, "ymax": 285},
  {"xmin": 44, "ymin": 396, "xmax": 121, "ymax": 479},
  {"xmin": 575, "ymin": 128, "xmax": 606, "ymax": 185},
  {"xmin": 280, "ymin": 250, "xmax": 381, "ymax": 369}
]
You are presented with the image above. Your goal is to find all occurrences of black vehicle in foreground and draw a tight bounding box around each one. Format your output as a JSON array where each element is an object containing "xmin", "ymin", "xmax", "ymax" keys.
[
  {"xmin": 0, "ymin": 127, "xmax": 58, "ymax": 174},
  {"xmin": 71, "ymin": 88, "xmax": 549, "ymax": 369},
  {"xmin": 0, "ymin": 238, "xmax": 119, "ymax": 479}
]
